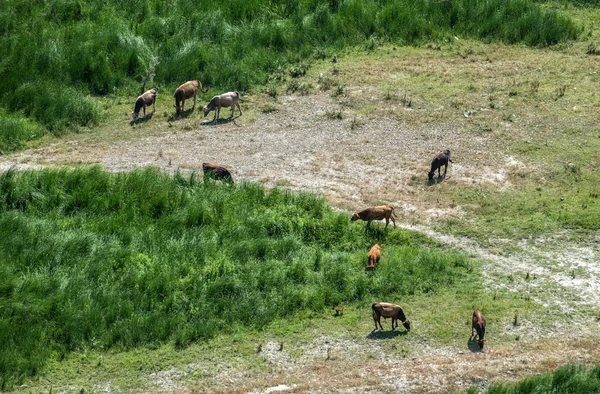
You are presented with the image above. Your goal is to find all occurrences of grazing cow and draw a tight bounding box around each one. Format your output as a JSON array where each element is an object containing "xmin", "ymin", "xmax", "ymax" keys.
[
  {"xmin": 372, "ymin": 302, "xmax": 411, "ymax": 331},
  {"xmin": 428, "ymin": 149, "xmax": 453, "ymax": 181},
  {"xmin": 132, "ymin": 88, "xmax": 157, "ymax": 121},
  {"xmin": 351, "ymin": 206, "xmax": 397, "ymax": 228},
  {"xmin": 202, "ymin": 162, "xmax": 233, "ymax": 183},
  {"xmin": 203, "ymin": 91, "xmax": 242, "ymax": 124},
  {"xmin": 174, "ymin": 80, "xmax": 209, "ymax": 114},
  {"xmin": 365, "ymin": 244, "xmax": 381, "ymax": 270},
  {"xmin": 471, "ymin": 309, "xmax": 486, "ymax": 350}
]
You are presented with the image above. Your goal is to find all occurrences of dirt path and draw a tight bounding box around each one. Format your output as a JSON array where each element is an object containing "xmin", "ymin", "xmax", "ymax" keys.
[{"xmin": 3, "ymin": 93, "xmax": 600, "ymax": 393}]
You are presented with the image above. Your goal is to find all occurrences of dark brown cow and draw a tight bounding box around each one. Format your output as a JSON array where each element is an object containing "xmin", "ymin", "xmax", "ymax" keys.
[
  {"xmin": 471, "ymin": 309, "xmax": 486, "ymax": 350},
  {"xmin": 365, "ymin": 244, "xmax": 381, "ymax": 270},
  {"xmin": 351, "ymin": 206, "xmax": 397, "ymax": 228},
  {"xmin": 428, "ymin": 149, "xmax": 453, "ymax": 180},
  {"xmin": 174, "ymin": 80, "xmax": 209, "ymax": 114},
  {"xmin": 132, "ymin": 88, "xmax": 157, "ymax": 121},
  {"xmin": 372, "ymin": 302, "xmax": 411, "ymax": 331},
  {"xmin": 202, "ymin": 162, "xmax": 233, "ymax": 183}
]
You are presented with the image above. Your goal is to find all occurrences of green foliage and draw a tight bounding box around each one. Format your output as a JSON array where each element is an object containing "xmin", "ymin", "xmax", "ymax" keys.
[
  {"xmin": 0, "ymin": 109, "xmax": 46, "ymax": 153},
  {"xmin": 0, "ymin": 0, "xmax": 581, "ymax": 153},
  {"xmin": 474, "ymin": 363, "xmax": 600, "ymax": 393},
  {"xmin": 0, "ymin": 166, "xmax": 473, "ymax": 389}
]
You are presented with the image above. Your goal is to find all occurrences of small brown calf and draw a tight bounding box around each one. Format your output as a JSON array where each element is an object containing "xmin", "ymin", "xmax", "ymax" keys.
[
  {"xmin": 471, "ymin": 309, "xmax": 486, "ymax": 350},
  {"xmin": 372, "ymin": 302, "xmax": 410, "ymax": 331},
  {"xmin": 202, "ymin": 162, "xmax": 233, "ymax": 183},
  {"xmin": 365, "ymin": 244, "xmax": 381, "ymax": 270},
  {"xmin": 351, "ymin": 206, "xmax": 397, "ymax": 228}
]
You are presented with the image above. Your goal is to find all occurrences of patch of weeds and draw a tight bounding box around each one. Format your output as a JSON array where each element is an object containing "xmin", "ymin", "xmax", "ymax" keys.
[
  {"xmin": 261, "ymin": 104, "xmax": 279, "ymax": 113},
  {"xmin": 529, "ymin": 79, "xmax": 540, "ymax": 93},
  {"xmin": 289, "ymin": 63, "xmax": 309, "ymax": 78},
  {"xmin": 275, "ymin": 179, "xmax": 292, "ymax": 187},
  {"xmin": 325, "ymin": 110, "xmax": 343, "ymax": 120},
  {"xmin": 470, "ymin": 122, "xmax": 492, "ymax": 134},
  {"xmin": 488, "ymin": 94, "xmax": 496, "ymax": 109},
  {"xmin": 563, "ymin": 161, "xmax": 580, "ymax": 175},
  {"xmin": 350, "ymin": 116, "xmax": 362, "ymax": 130},
  {"xmin": 267, "ymin": 85, "xmax": 278, "ymax": 98},
  {"xmin": 586, "ymin": 41, "xmax": 600, "ymax": 55},
  {"xmin": 400, "ymin": 92, "xmax": 412, "ymax": 107},
  {"xmin": 286, "ymin": 80, "xmax": 301, "ymax": 94},
  {"xmin": 314, "ymin": 48, "xmax": 328, "ymax": 60},
  {"xmin": 554, "ymin": 85, "xmax": 566, "ymax": 100},
  {"xmin": 318, "ymin": 74, "xmax": 336, "ymax": 91},
  {"xmin": 332, "ymin": 84, "xmax": 345, "ymax": 97},
  {"xmin": 502, "ymin": 113, "xmax": 513, "ymax": 122},
  {"xmin": 384, "ymin": 89, "xmax": 396, "ymax": 101},
  {"xmin": 332, "ymin": 66, "xmax": 339, "ymax": 75},
  {"xmin": 466, "ymin": 83, "xmax": 477, "ymax": 92}
]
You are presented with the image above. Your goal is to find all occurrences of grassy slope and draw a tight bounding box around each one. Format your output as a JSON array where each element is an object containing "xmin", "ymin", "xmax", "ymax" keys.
[
  {"xmin": 0, "ymin": 0, "xmax": 581, "ymax": 153},
  {"xmin": 2, "ymin": 167, "xmax": 529, "ymax": 390},
  {"xmin": 3, "ymin": 3, "xmax": 600, "ymax": 394}
]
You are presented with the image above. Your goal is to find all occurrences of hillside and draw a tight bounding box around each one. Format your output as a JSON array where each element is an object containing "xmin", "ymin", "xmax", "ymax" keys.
[{"xmin": 2, "ymin": 1, "xmax": 600, "ymax": 393}]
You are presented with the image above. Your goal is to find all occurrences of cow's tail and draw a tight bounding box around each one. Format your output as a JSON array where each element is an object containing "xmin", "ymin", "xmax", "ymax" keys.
[
  {"xmin": 390, "ymin": 206, "xmax": 398, "ymax": 219},
  {"xmin": 200, "ymin": 83, "xmax": 209, "ymax": 94}
]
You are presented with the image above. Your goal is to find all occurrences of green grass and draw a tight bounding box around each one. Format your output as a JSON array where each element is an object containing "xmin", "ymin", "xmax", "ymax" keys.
[
  {"xmin": 0, "ymin": 0, "xmax": 581, "ymax": 153},
  {"xmin": 466, "ymin": 363, "xmax": 600, "ymax": 393},
  {"xmin": 0, "ymin": 166, "xmax": 482, "ymax": 390}
]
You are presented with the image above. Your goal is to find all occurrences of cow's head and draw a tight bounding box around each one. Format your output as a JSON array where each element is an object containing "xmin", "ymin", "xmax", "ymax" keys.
[
  {"xmin": 478, "ymin": 339, "xmax": 485, "ymax": 350},
  {"xmin": 203, "ymin": 105, "xmax": 211, "ymax": 117},
  {"xmin": 428, "ymin": 171, "xmax": 435, "ymax": 180},
  {"xmin": 132, "ymin": 111, "xmax": 139, "ymax": 121},
  {"xmin": 402, "ymin": 319, "xmax": 411, "ymax": 331},
  {"xmin": 350, "ymin": 212, "xmax": 360, "ymax": 221}
]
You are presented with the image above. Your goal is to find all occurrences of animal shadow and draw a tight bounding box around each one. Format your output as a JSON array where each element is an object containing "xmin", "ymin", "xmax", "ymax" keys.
[
  {"xmin": 366, "ymin": 329, "xmax": 407, "ymax": 340},
  {"xmin": 200, "ymin": 114, "xmax": 242, "ymax": 126},
  {"xmin": 170, "ymin": 108, "xmax": 195, "ymax": 121},
  {"xmin": 467, "ymin": 338, "xmax": 483, "ymax": 352},
  {"xmin": 427, "ymin": 175, "xmax": 446, "ymax": 186},
  {"xmin": 129, "ymin": 112, "xmax": 154, "ymax": 126}
]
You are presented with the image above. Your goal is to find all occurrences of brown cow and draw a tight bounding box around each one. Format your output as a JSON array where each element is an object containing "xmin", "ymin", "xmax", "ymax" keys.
[
  {"xmin": 132, "ymin": 88, "xmax": 157, "ymax": 121},
  {"xmin": 202, "ymin": 162, "xmax": 234, "ymax": 183},
  {"xmin": 372, "ymin": 302, "xmax": 410, "ymax": 331},
  {"xmin": 428, "ymin": 149, "xmax": 453, "ymax": 180},
  {"xmin": 471, "ymin": 309, "xmax": 486, "ymax": 350},
  {"xmin": 174, "ymin": 80, "xmax": 209, "ymax": 114},
  {"xmin": 365, "ymin": 244, "xmax": 381, "ymax": 270},
  {"xmin": 203, "ymin": 91, "xmax": 242, "ymax": 124},
  {"xmin": 351, "ymin": 206, "xmax": 397, "ymax": 228}
]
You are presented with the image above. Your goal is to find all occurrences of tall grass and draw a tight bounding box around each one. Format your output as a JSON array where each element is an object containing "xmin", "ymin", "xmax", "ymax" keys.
[
  {"xmin": 466, "ymin": 363, "xmax": 600, "ymax": 393},
  {"xmin": 0, "ymin": 166, "xmax": 473, "ymax": 389},
  {"xmin": 0, "ymin": 0, "xmax": 581, "ymax": 152}
]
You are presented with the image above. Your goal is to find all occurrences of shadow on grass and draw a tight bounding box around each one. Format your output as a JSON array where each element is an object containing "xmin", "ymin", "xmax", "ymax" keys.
[
  {"xmin": 130, "ymin": 112, "xmax": 154, "ymax": 126},
  {"xmin": 366, "ymin": 329, "xmax": 408, "ymax": 340},
  {"xmin": 427, "ymin": 175, "xmax": 448, "ymax": 186},
  {"xmin": 467, "ymin": 338, "xmax": 484, "ymax": 353},
  {"xmin": 168, "ymin": 108, "xmax": 195, "ymax": 122},
  {"xmin": 200, "ymin": 114, "xmax": 242, "ymax": 127}
]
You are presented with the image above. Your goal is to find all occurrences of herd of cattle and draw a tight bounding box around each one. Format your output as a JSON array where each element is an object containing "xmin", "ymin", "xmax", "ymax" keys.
[
  {"xmin": 132, "ymin": 80, "xmax": 242, "ymax": 125},
  {"xmin": 131, "ymin": 80, "xmax": 486, "ymax": 350}
]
